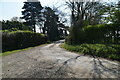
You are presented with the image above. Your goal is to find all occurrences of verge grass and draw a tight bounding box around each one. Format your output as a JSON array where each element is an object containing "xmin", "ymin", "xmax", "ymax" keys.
[
  {"xmin": 0, "ymin": 43, "xmax": 48, "ymax": 56},
  {"xmin": 61, "ymin": 43, "xmax": 120, "ymax": 61}
]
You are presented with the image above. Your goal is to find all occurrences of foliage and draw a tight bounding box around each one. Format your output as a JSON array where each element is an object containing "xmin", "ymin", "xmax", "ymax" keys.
[
  {"xmin": 0, "ymin": 43, "xmax": 48, "ymax": 56},
  {"xmin": 65, "ymin": 1, "xmax": 120, "ymax": 45},
  {"xmin": 66, "ymin": 1, "xmax": 105, "ymax": 27},
  {"xmin": 21, "ymin": 1, "xmax": 43, "ymax": 32},
  {"xmin": 1, "ymin": 20, "xmax": 30, "ymax": 31},
  {"xmin": 2, "ymin": 31, "xmax": 47, "ymax": 52},
  {"xmin": 66, "ymin": 24, "xmax": 120, "ymax": 44},
  {"xmin": 66, "ymin": 26, "xmax": 85, "ymax": 44},
  {"xmin": 21, "ymin": 2, "xmax": 67, "ymax": 40},
  {"xmin": 61, "ymin": 43, "xmax": 120, "ymax": 60},
  {"xmin": 84, "ymin": 24, "xmax": 119, "ymax": 43},
  {"xmin": 43, "ymin": 7, "xmax": 61, "ymax": 41}
]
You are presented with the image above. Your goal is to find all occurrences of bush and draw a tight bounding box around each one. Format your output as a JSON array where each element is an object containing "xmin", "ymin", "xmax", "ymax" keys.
[
  {"xmin": 65, "ymin": 27, "xmax": 86, "ymax": 45},
  {"xmin": 2, "ymin": 20, "xmax": 31, "ymax": 31},
  {"xmin": 61, "ymin": 43, "xmax": 120, "ymax": 60},
  {"xmin": 66, "ymin": 24, "xmax": 120, "ymax": 44},
  {"xmin": 2, "ymin": 31, "xmax": 47, "ymax": 52},
  {"xmin": 83, "ymin": 24, "xmax": 114, "ymax": 43}
]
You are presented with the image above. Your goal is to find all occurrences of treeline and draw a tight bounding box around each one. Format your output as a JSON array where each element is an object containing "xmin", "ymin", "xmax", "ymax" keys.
[
  {"xmin": 1, "ymin": 1, "xmax": 68, "ymax": 41},
  {"xmin": 1, "ymin": 20, "xmax": 31, "ymax": 31},
  {"xmin": 21, "ymin": 1, "xmax": 68, "ymax": 41},
  {"xmin": 1, "ymin": 0, "xmax": 69, "ymax": 52},
  {"xmin": 62, "ymin": 1, "xmax": 120, "ymax": 60},
  {"xmin": 65, "ymin": 1, "xmax": 120, "ymax": 45}
]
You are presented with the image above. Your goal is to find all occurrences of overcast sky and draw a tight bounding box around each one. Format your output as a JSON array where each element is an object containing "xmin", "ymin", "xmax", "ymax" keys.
[
  {"xmin": 0, "ymin": 0, "xmax": 65, "ymax": 20},
  {"xmin": 0, "ymin": 0, "xmax": 118, "ymax": 21}
]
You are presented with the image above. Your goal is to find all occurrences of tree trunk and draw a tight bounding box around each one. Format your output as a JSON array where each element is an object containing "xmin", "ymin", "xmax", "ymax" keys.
[{"xmin": 33, "ymin": 24, "xmax": 36, "ymax": 32}]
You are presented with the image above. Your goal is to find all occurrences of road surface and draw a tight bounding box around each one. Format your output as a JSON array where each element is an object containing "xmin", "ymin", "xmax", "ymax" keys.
[{"xmin": 2, "ymin": 40, "xmax": 119, "ymax": 78}]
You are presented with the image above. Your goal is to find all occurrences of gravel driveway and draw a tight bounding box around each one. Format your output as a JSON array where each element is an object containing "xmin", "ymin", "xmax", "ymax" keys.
[{"xmin": 2, "ymin": 40, "xmax": 119, "ymax": 78}]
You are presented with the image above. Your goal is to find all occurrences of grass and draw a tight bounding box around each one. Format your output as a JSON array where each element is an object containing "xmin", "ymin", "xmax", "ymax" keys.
[
  {"xmin": 0, "ymin": 43, "xmax": 48, "ymax": 56},
  {"xmin": 61, "ymin": 43, "xmax": 120, "ymax": 61}
]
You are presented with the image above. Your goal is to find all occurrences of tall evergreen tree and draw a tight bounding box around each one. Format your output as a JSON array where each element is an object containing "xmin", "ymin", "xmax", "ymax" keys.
[
  {"xmin": 21, "ymin": 0, "xmax": 43, "ymax": 32},
  {"xmin": 43, "ymin": 7, "xmax": 60, "ymax": 41}
]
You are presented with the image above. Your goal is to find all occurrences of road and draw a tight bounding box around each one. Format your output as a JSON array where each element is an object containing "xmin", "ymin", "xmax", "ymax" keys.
[{"xmin": 2, "ymin": 40, "xmax": 119, "ymax": 78}]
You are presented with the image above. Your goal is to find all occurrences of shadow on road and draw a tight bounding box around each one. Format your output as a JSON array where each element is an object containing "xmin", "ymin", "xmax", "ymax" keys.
[
  {"xmin": 92, "ymin": 56, "xmax": 119, "ymax": 78},
  {"xmin": 53, "ymin": 40, "xmax": 65, "ymax": 44}
]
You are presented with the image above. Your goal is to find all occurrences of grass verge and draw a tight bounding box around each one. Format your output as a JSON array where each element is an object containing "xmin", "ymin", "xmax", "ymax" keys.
[
  {"xmin": 0, "ymin": 43, "xmax": 48, "ymax": 56},
  {"xmin": 61, "ymin": 43, "xmax": 120, "ymax": 61}
]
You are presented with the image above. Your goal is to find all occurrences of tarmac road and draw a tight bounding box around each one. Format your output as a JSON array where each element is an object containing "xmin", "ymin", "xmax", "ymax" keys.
[{"xmin": 2, "ymin": 40, "xmax": 119, "ymax": 78}]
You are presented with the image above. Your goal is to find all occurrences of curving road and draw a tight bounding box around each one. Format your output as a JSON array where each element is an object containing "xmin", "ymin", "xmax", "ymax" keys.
[{"xmin": 2, "ymin": 40, "xmax": 119, "ymax": 78}]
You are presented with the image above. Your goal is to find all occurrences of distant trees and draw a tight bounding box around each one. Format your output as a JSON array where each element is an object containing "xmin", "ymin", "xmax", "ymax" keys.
[
  {"xmin": 43, "ymin": 7, "xmax": 67, "ymax": 41},
  {"xmin": 1, "ymin": 20, "xmax": 29, "ymax": 31},
  {"xmin": 112, "ymin": 1, "xmax": 120, "ymax": 25},
  {"xmin": 112, "ymin": 1, "xmax": 120, "ymax": 43},
  {"xmin": 10, "ymin": 17, "xmax": 19, "ymax": 21},
  {"xmin": 10, "ymin": 17, "xmax": 22, "ymax": 22},
  {"xmin": 102, "ymin": 1, "xmax": 120, "ymax": 44},
  {"xmin": 65, "ymin": 1, "xmax": 104, "ymax": 44},
  {"xmin": 66, "ymin": 1, "xmax": 105, "ymax": 27},
  {"xmin": 65, "ymin": 0, "xmax": 120, "ymax": 44},
  {"xmin": 21, "ymin": 1, "xmax": 43, "ymax": 32},
  {"xmin": 20, "ymin": 1, "xmax": 68, "ymax": 41},
  {"xmin": 1, "ymin": 0, "xmax": 68, "ymax": 41},
  {"xmin": 42, "ymin": 7, "xmax": 59, "ymax": 41}
]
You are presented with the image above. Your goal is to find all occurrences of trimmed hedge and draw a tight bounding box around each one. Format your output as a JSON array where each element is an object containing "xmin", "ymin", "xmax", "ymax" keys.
[
  {"xmin": 66, "ymin": 24, "xmax": 120, "ymax": 44},
  {"xmin": 2, "ymin": 31, "xmax": 47, "ymax": 52},
  {"xmin": 61, "ymin": 43, "xmax": 120, "ymax": 61},
  {"xmin": 83, "ymin": 24, "xmax": 115, "ymax": 43}
]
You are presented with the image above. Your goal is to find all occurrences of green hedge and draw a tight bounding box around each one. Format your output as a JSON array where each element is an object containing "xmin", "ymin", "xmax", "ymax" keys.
[
  {"xmin": 66, "ymin": 24, "xmax": 120, "ymax": 44},
  {"xmin": 83, "ymin": 24, "xmax": 115, "ymax": 43},
  {"xmin": 61, "ymin": 43, "xmax": 120, "ymax": 61},
  {"xmin": 2, "ymin": 31, "xmax": 47, "ymax": 52}
]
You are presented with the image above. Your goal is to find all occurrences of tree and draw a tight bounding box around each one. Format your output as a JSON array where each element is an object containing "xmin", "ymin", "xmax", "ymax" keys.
[
  {"xmin": 66, "ymin": 1, "xmax": 105, "ymax": 27},
  {"xmin": 10, "ymin": 17, "xmax": 19, "ymax": 21},
  {"xmin": 52, "ymin": 6, "xmax": 68, "ymax": 37},
  {"xmin": 21, "ymin": 0, "xmax": 43, "ymax": 32},
  {"xmin": 10, "ymin": 17, "xmax": 23, "ymax": 22},
  {"xmin": 102, "ymin": 1, "xmax": 120, "ymax": 43},
  {"xmin": 43, "ymin": 7, "xmax": 60, "ymax": 41},
  {"xmin": 65, "ymin": 0, "xmax": 106, "ymax": 44},
  {"xmin": 112, "ymin": 1, "xmax": 120, "ymax": 43},
  {"xmin": 1, "ymin": 20, "xmax": 29, "ymax": 31}
]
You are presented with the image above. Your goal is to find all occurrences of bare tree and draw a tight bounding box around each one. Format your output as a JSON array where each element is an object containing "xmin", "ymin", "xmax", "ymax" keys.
[
  {"xmin": 66, "ymin": 0, "xmax": 105, "ymax": 27},
  {"xmin": 65, "ymin": 0, "xmax": 106, "ymax": 44}
]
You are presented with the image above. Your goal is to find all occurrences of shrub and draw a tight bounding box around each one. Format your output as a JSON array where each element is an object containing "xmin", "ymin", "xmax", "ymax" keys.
[
  {"xmin": 66, "ymin": 24, "xmax": 120, "ymax": 44},
  {"xmin": 2, "ymin": 31, "xmax": 47, "ymax": 52},
  {"xmin": 61, "ymin": 43, "xmax": 120, "ymax": 60},
  {"xmin": 65, "ymin": 27, "xmax": 86, "ymax": 45}
]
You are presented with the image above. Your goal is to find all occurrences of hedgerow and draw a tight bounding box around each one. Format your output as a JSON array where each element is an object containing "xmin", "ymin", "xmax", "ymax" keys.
[
  {"xmin": 2, "ymin": 30, "xmax": 47, "ymax": 52},
  {"xmin": 66, "ymin": 24, "xmax": 120, "ymax": 44}
]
